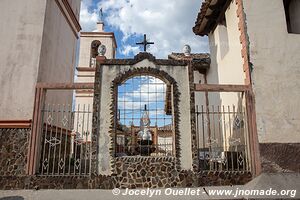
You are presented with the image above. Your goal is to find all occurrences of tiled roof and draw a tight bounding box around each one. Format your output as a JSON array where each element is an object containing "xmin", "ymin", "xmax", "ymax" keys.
[
  {"xmin": 193, "ymin": 0, "xmax": 230, "ymax": 36},
  {"xmin": 168, "ymin": 53, "xmax": 210, "ymax": 60},
  {"xmin": 168, "ymin": 53, "xmax": 211, "ymax": 74},
  {"xmin": 193, "ymin": 0, "xmax": 213, "ymax": 35}
]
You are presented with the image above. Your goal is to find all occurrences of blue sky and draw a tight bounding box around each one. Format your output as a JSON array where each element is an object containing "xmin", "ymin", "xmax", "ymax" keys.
[
  {"xmin": 78, "ymin": 0, "xmax": 208, "ymax": 127},
  {"xmin": 80, "ymin": 0, "xmax": 208, "ymax": 59},
  {"xmin": 117, "ymin": 75, "xmax": 172, "ymax": 127}
]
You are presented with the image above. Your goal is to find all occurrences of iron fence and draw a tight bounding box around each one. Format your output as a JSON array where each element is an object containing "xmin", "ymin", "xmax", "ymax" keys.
[
  {"xmin": 28, "ymin": 83, "xmax": 257, "ymax": 176},
  {"xmin": 27, "ymin": 83, "xmax": 94, "ymax": 176},
  {"xmin": 39, "ymin": 103, "xmax": 92, "ymax": 176},
  {"xmin": 194, "ymin": 85, "xmax": 253, "ymax": 173}
]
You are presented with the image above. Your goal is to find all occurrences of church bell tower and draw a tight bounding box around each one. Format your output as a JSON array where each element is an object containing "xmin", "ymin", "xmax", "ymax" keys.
[
  {"xmin": 74, "ymin": 18, "xmax": 117, "ymax": 136},
  {"xmin": 75, "ymin": 17, "xmax": 117, "ymax": 99}
]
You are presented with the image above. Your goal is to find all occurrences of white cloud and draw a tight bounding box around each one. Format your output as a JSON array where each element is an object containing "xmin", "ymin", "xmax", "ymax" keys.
[
  {"xmin": 80, "ymin": 0, "xmax": 99, "ymax": 31},
  {"xmin": 80, "ymin": 0, "xmax": 208, "ymax": 57},
  {"xmin": 121, "ymin": 45, "xmax": 140, "ymax": 56},
  {"xmin": 117, "ymin": 76, "xmax": 167, "ymax": 115}
]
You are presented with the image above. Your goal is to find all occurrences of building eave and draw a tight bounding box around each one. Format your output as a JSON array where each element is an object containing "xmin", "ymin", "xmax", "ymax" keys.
[{"xmin": 193, "ymin": 0, "xmax": 232, "ymax": 36}]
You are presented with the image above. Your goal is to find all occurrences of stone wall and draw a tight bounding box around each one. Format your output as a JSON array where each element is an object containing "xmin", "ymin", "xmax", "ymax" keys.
[
  {"xmin": 260, "ymin": 143, "xmax": 300, "ymax": 173},
  {"xmin": 0, "ymin": 171, "xmax": 252, "ymax": 190},
  {"xmin": 0, "ymin": 132, "xmax": 252, "ymax": 189},
  {"xmin": 113, "ymin": 157, "xmax": 179, "ymax": 188},
  {"xmin": 93, "ymin": 55, "xmax": 194, "ymax": 174},
  {"xmin": 0, "ymin": 155, "xmax": 252, "ymax": 189},
  {"xmin": 111, "ymin": 157, "xmax": 252, "ymax": 189},
  {"xmin": 0, "ymin": 128, "xmax": 30, "ymax": 176}
]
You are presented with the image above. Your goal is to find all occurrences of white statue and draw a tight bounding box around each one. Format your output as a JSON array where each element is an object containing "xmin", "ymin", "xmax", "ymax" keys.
[
  {"xmin": 98, "ymin": 44, "xmax": 106, "ymax": 56},
  {"xmin": 138, "ymin": 128, "xmax": 152, "ymax": 141},
  {"xmin": 138, "ymin": 105, "xmax": 152, "ymax": 141},
  {"xmin": 183, "ymin": 44, "xmax": 191, "ymax": 56}
]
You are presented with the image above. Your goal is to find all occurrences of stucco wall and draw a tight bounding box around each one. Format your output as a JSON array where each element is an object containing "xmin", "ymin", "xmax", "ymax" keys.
[
  {"xmin": 243, "ymin": 0, "xmax": 300, "ymax": 143},
  {"xmin": 38, "ymin": 0, "xmax": 80, "ymax": 105},
  {"xmin": 96, "ymin": 60, "xmax": 192, "ymax": 175},
  {"xmin": 198, "ymin": 3, "xmax": 247, "ymax": 149},
  {"xmin": 194, "ymin": 71, "xmax": 206, "ymax": 102},
  {"xmin": 76, "ymin": 71, "xmax": 95, "ymax": 83},
  {"xmin": 206, "ymin": 0, "xmax": 245, "ymax": 108},
  {"xmin": 0, "ymin": 0, "xmax": 47, "ymax": 120},
  {"xmin": 207, "ymin": 1, "xmax": 245, "ymax": 85},
  {"xmin": 195, "ymin": 1, "xmax": 247, "ymax": 149},
  {"xmin": 0, "ymin": 0, "xmax": 80, "ymax": 120}
]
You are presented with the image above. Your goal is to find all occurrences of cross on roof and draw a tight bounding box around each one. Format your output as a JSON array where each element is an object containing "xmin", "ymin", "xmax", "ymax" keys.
[{"xmin": 136, "ymin": 34, "xmax": 154, "ymax": 52}]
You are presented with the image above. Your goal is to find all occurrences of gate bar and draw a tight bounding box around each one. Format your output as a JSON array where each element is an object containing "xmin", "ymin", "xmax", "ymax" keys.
[
  {"xmin": 36, "ymin": 83, "xmax": 94, "ymax": 90},
  {"xmin": 195, "ymin": 84, "xmax": 250, "ymax": 92},
  {"xmin": 27, "ymin": 82, "xmax": 95, "ymax": 175}
]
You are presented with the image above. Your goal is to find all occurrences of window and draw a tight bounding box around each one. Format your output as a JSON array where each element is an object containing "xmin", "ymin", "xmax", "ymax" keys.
[
  {"xmin": 283, "ymin": 0, "xmax": 300, "ymax": 34},
  {"xmin": 115, "ymin": 75, "xmax": 174, "ymax": 157}
]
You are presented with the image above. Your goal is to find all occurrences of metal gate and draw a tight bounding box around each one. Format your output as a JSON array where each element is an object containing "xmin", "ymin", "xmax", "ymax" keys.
[
  {"xmin": 194, "ymin": 84, "xmax": 258, "ymax": 173},
  {"xmin": 27, "ymin": 83, "xmax": 94, "ymax": 176}
]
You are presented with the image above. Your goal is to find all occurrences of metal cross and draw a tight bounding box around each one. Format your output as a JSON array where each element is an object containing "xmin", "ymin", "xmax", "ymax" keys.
[{"xmin": 136, "ymin": 34, "xmax": 154, "ymax": 52}]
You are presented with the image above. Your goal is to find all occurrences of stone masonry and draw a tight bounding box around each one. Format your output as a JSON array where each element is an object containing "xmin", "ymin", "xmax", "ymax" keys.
[{"xmin": 0, "ymin": 128, "xmax": 30, "ymax": 176}]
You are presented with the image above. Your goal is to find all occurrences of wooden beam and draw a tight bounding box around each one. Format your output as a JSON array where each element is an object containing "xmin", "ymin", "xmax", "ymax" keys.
[
  {"xmin": 27, "ymin": 87, "xmax": 43, "ymax": 175},
  {"xmin": 32, "ymin": 88, "xmax": 46, "ymax": 175},
  {"xmin": 209, "ymin": 4, "xmax": 222, "ymax": 10},
  {"xmin": 194, "ymin": 84, "xmax": 250, "ymax": 92},
  {"xmin": 36, "ymin": 82, "xmax": 94, "ymax": 90},
  {"xmin": 0, "ymin": 120, "xmax": 32, "ymax": 128},
  {"xmin": 76, "ymin": 67, "xmax": 96, "ymax": 72},
  {"xmin": 211, "ymin": 0, "xmax": 232, "ymax": 32},
  {"xmin": 205, "ymin": 10, "xmax": 220, "ymax": 21},
  {"xmin": 75, "ymin": 89, "xmax": 94, "ymax": 94},
  {"xmin": 208, "ymin": 1, "xmax": 225, "ymax": 11}
]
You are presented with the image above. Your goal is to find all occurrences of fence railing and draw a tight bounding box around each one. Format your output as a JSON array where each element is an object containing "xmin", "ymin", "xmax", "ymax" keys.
[
  {"xmin": 39, "ymin": 103, "xmax": 92, "ymax": 176},
  {"xmin": 196, "ymin": 105, "xmax": 250, "ymax": 172},
  {"xmin": 27, "ymin": 83, "xmax": 94, "ymax": 176},
  {"xmin": 27, "ymin": 83, "xmax": 259, "ymax": 175},
  {"xmin": 194, "ymin": 84, "xmax": 258, "ymax": 173}
]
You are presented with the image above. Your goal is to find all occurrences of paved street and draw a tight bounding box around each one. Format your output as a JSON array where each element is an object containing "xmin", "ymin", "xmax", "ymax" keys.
[
  {"xmin": 1, "ymin": 174, "xmax": 299, "ymax": 200},
  {"xmin": 0, "ymin": 187, "xmax": 236, "ymax": 200}
]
